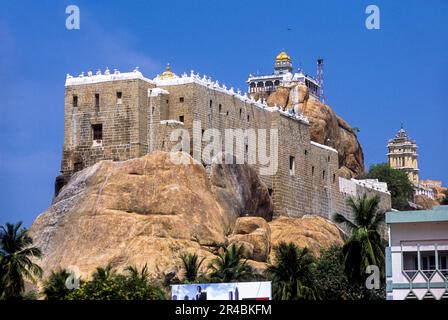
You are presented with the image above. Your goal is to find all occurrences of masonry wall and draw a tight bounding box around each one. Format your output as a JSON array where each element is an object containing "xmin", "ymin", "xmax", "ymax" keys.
[
  {"xmin": 61, "ymin": 77, "xmax": 391, "ymax": 222},
  {"xmin": 62, "ymin": 78, "xmax": 154, "ymax": 179}
]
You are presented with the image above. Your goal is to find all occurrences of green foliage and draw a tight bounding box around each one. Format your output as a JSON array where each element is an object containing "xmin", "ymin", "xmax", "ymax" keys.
[
  {"xmin": 441, "ymin": 190, "xmax": 448, "ymax": 205},
  {"xmin": 180, "ymin": 253, "xmax": 205, "ymax": 283},
  {"xmin": 208, "ymin": 243, "xmax": 253, "ymax": 283},
  {"xmin": 43, "ymin": 269, "xmax": 72, "ymax": 300},
  {"xmin": 266, "ymin": 242, "xmax": 316, "ymax": 300},
  {"xmin": 0, "ymin": 222, "xmax": 42, "ymax": 299},
  {"xmin": 366, "ymin": 163, "xmax": 414, "ymax": 210},
  {"xmin": 65, "ymin": 264, "xmax": 166, "ymax": 300},
  {"xmin": 333, "ymin": 194, "xmax": 386, "ymax": 286},
  {"xmin": 313, "ymin": 246, "xmax": 363, "ymax": 300}
]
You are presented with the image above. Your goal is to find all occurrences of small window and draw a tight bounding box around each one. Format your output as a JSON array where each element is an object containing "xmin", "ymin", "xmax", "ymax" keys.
[
  {"xmin": 268, "ymin": 188, "xmax": 273, "ymax": 197},
  {"xmin": 73, "ymin": 95, "xmax": 78, "ymax": 108},
  {"xmin": 333, "ymin": 174, "xmax": 336, "ymax": 184},
  {"xmin": 166, "ymin": 99, "xmax": 169, "ymax": 103},
  {"xmin": 152, "ymin": 107, "xmax": 155, "ymax": 114},
  {"xmin": 322, "ymin": 170, "xmax": 326, "ymax": 180},
  {"xmin": 219, "ymin": 104, "xmax": 222, "ymax": 113},
  {"xmin": 239, "ymin": 109, "xmax": 242, "ymax": 117},
  {"xmin": 179, "ymin": 115, "xmax": 184, "ymax": 123},
  {"xmin": 73, "ymin": 162, "xmax": 83, "ymax": 172},
  {"xmin": 245, "ymin": 144, "xmax": 249, "ymax": 153},
  {"xmin": 226, "ymin": 111, "xmax": 229, "ymax": 116},
  {"xmin": 179, "ymin": 97, "xmax": 184, "ymax": 103},
  {"xmin": 201, "ymin": 129, "xmax": 205, "ymax": 137},
  {"xmin": 92, "ymin": 124, "xmax": 103, "ymax": 141},
  {"xmin": 289, "ymin": 156, "xmax": 295, "ymax": 175},
  {"xmin": 328, "ymin": 155, "xmax": 331, "ymax": 162},
  {"xmin": 209, "ymin": 100, "xmax": 213, "ymax": 107},
  {"xmin": 311, "ymin": 166, "xmax": 315, "ymax": 176},
  {"xmin": 95, "ymin": 93, "xmax": 100, "ymax": 110},
  {"xmin": 304, "ymin": 149, "xmax": 308, "ymax": 155},
  {"xmin": 247, "ymin": 115, "xmax": 250, "ymax": 122},
  {"xmin": 116, "ymin": 92, "xmax": 122, "ymax": 104}
]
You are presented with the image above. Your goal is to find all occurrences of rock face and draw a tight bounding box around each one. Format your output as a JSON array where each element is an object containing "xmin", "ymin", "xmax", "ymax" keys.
[
  {"xmin": 268, "ymin": 215, "xmax": 345, "ymax": 258},
  {"xmin": 415, "ymin": 195, "xmax": 440, "ymax": 210},
  {"xmin": 210, "ymin": 155, "xmax": 274, "ymax": 221},
  {"xmin": 29, "ymin": 152, "xmax": 343, "ymax": 281},
  {"xmin": 260, "ymin": 83, "xmax": 364, "ymax": 178},
  {"xmin": 29, "ymin": 151, "xmax": 272, "ymax": 279},
  {"xmin": 228, "ymin": 217, "xmax": 271, "ymax": 262}
]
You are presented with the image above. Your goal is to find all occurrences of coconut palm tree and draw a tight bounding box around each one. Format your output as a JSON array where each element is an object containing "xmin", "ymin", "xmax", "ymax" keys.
[
  {"xmin": 0, "ymin": 222, "xmax": 43, "ymax": 299},
  {"xmin": 209, "ymin": 243, "xmax": 252, "ymax": 283},
  {"xmin": 266, "ymin": 242, "xmax": 316, "ymax": 300},
  {"xmin": 43, "ymin": 269, "xmax": 72, "ymax": 300},
  {"xmin": 333, "ymin": 193, "xmax": 386, "ymax": 285},
  {"xmin": 180, "ymin": 253, "xmax": 205, "ymax": 283}
]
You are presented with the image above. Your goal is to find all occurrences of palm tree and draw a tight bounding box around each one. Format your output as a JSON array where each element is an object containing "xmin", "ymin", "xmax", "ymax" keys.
[
  {"xmin": 43, "ymin": 269, "xmax": 71, "ymax": 300},
  {"xmin": 266, "ymin": 242, "xmax": 316, "ymax": 300},
  {"xmin": 125, "ymin": 264, "xmax": 150, "ymax": 282},
  {"xmin": 91, "ymin": 264, "xmax": 116, "ymax": 282},
  {"xmin": 180, "ymin": 253, "xmax": 205, "ymax": 283},
  {"xmin": 0, "ymin": 222, "xmax": 43, "ymax": 299},
  {"xmin": 333, "ymin": 193, "xmax": 386, "ymax": 285},
  {"xmin": 209, "ymin": 243, "xmax": 252, "ymax": 283}
]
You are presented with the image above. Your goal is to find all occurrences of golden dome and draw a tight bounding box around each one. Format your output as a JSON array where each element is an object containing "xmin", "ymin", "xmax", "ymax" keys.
[
  {"xmin": 158, "ymin": 63, "xmax": 175, "ymax": 79},
  {"xmin": 276, "ymin": 51, "xmax": 291, "ymax": 62}
]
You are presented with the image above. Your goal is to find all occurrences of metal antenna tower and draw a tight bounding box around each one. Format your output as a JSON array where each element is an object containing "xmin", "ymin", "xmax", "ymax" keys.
[{"xmin": 317, "ymin": 58, "xmax": 325, "ymax": 104}]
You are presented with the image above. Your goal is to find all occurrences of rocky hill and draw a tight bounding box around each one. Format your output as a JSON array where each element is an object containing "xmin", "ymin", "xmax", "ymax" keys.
[
  {"xmin": 29, "ymin": 152, "xmax": 344, "ymax": 280},
  {"xmin": 252, "ymin": 83, "xmax": 364, "ymax": 178}
]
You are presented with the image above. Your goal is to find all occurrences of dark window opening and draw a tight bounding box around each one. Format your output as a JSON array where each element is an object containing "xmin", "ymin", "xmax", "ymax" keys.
[
  {"xmin": 166, "ymin": 99, "xmax": 169, "ymax": 103},
  {"xmin": 74, "ymin": 162, "xmax": 83, "ymax": 172},
  {"xmin": 209, "ymin": 100, "xmax": 213, "ymax": 107},
  {"xmin": 247, "ymin": 115, "xmax": 250, "ymax": 122},
  {"xmin": 219, "ymin": 104, "xmax": 222, "ymax": 113},
  {"xmin": 179, "ymin": 115, "xmax": 184, "ymax": 123},
  {"xmin": 304, "ymin": 149, "xmax": 308, "ymax": 155},
  {"xmin": 312, "ymin": 166, "xmax": 315, "ymax": 176},
  {"xmin": 239, "ymin": 109, "xmax": 242, "ymax": 117},
  {"xmin": 95, "ymin": 93, "xmax": 100, "ymax": 110},
  {"xmin": 333, "ymin": 174, "xmax": 336, "ymax": 183},
  {"xmin": 268, "ymin": 188, "xmax": 273, "ymax": 197},
  {"xmin": 73, "ymin": 95, "xmax": 78, "ymax": 108},
  {"xmin": 179, "ymin": 97, "xmax": 184, "ymax": 103},
  {"xmin": 116, "ymin": 92, "xmax": 122, "ymax": 104},
  {"xmin": 152, "ymin": 107, "xmax": 155, "ymax": 114},
  {"xmin": 328, "ymin": 155, "xmax": 331, "ymax": 162},
  {"xmin": 322, "ymin": 170, "xmax": 326, "ymax": 180},
  {"xmin": 289, "ymin": 156, "xmax": 295, "ymax": 175},
  {"xmin": 92, "ymin": 124, "xmax": 103, "ymax": 141}
]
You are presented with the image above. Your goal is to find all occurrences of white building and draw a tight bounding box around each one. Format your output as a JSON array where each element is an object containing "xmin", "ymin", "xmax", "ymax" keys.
[{"xmin": 385, "ymin": 205, "xmax": 448, "ymax": 300}]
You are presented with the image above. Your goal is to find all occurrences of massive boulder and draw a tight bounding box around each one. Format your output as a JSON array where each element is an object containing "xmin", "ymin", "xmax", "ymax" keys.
[
  {"xmin": 29, "ymin": 151, "xmax": 344, "ymax": 282},
  {"xmin": 256, "ymin": 83, "xmax": 365, "ymax": 178},
  {"xmin": 268, "ymin": 215, "xmax": 345, "ymax": 258},
  {"xmin": 29, "ymin": 151, "xmax": 272, "ymax": 279}
]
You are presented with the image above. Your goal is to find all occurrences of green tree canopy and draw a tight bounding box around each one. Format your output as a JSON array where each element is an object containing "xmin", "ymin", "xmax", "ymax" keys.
[
  {"xmin": 333, "ymin": 194, "xmax": 387, "ymax": 287},
  {"xmin": 66, "ymin": 264, "xmax": 166, "ymax": 300},
  {"xmin": 0, "ymin": 222, "xmax": 42, "ymax": 299},
  {"xmin": 266, "ymin": 242, "xmax": 316, "ymax": 300},
  {"xmin": 180, "ymin": 253, "xmax": 205, "ymax": 283},
  {"xmin": 441, "ymin": 190, "xmax": 448, "ymax": 205},
  {"xmin": 208, "ymin": 243, "xmax": 252, "ymax": 283},
  {"xmin": 365, "ymin": 163, "xmax": 414, "ymax": 210}
]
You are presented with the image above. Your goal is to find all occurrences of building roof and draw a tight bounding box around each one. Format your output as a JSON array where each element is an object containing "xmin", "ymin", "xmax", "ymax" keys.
[
  {"xmin": 276, "ymin": 51, "xmax": 291, "ymax": 62},
  {"xmin": 386, "ymin": 205, "xmax": 448, "ymax": 224}
]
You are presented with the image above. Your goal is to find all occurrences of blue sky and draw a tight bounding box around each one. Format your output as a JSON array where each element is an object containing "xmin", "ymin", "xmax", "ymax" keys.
[{"xmin": 0, "ymin": 0, "xmax": 447, "ymax": 227}]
